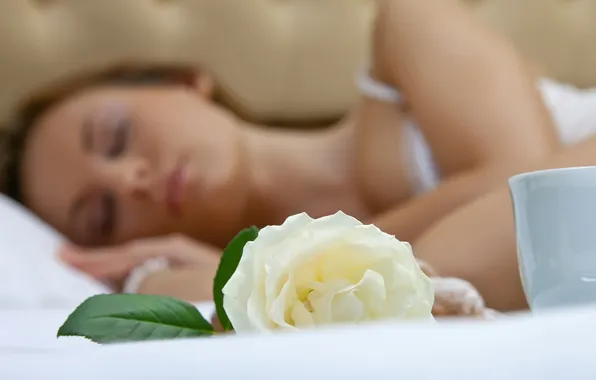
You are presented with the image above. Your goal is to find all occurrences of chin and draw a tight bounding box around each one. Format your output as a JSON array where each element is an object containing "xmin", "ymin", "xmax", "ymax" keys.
[
  {"xmin": 184, "ymin": 172, "xmax": 248, "ymax": 246},
  {"xmin": 213, "ymin": 134, "xmax": 249, "ymax": 220},
  {"xmin": 189, "ymin": 129, "xmax": 248, "ymax": 242}
]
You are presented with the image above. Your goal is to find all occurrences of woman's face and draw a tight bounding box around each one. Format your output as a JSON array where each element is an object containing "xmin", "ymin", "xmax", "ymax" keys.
[{"xmin": 20, "ymin": 77, "xmax": 249, "ymax": 247}]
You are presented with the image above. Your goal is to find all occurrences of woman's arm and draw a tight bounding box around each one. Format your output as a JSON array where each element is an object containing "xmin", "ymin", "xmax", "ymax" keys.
[
  {"xmin": 371, "ymin": 163, "xmax": 516, "ymax": 242},
  {"xmin": 367, "ymin": 0, "xmax": 560, "ymax": 242},
  {"xmin": 412, "ymin": 136, "xmax": 596, "ymax": 312}
]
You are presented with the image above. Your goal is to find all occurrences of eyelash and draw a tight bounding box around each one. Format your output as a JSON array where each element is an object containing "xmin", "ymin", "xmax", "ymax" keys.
[
  {"xmin": 99, "ymin": 192, "xmax": 117, "ymax": 238},
  {"xmin": 107, "ymin": 118, "xmax": 130, "ymax": 157}
]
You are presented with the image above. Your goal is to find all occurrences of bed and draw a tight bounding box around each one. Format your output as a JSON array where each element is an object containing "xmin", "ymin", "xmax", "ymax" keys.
[
  {"xmin": 1, "ymin": 304, "xmax": 596, "ymax": 378},
  {"xmin": 1, "ymin": 0, "xmax": 596, "ymax": 377}
]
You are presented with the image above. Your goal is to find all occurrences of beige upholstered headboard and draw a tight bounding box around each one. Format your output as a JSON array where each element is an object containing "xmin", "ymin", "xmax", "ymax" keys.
[{"xmin": 1, "ymin": 0, "xmax": 596, "ymax": 124}]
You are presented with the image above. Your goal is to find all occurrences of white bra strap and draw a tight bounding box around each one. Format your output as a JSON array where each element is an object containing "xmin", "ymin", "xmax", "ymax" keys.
[{"xmin": 356, "ymin": 64, "xmax": 404, "ymax": 104}]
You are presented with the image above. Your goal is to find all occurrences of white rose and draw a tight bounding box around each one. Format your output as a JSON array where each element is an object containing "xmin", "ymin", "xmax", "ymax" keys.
[{"xmin": 222, "ymin": 212, "xmax": 434, "ymax": 332}]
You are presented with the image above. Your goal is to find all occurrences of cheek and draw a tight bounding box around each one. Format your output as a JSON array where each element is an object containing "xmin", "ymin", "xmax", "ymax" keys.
[
  {"xmin": 198, "ymin": 119, "xmax": 242, "ymax": 187},
  {"xmin": 21, "ymin": 156, "xmax": 88, "ymax": 238},
  {"xmin": 195, "ymin": 111, "xmax": 240, "ymax": 157},
  {"xmin": 115, "ymin": 202, "xmax": 175, "ymax": 243},
  {"xmin": 130, "ymin": 117, "xmax": 162, "ymax": 161},
  {"xmin": 134, "ymin": 107, "xmax": 199, "ymax": 160},
  {"xmin": 149, "ymin": 107, "xmax": 239, "ymax": 165}
]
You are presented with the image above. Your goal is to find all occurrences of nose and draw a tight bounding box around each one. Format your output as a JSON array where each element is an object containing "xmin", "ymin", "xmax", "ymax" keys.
[{"xmin": 118, "ymin": 158, "xmax": 153, "ymax": 201}]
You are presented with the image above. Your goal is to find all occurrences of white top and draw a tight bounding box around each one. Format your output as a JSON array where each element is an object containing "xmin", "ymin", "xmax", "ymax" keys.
[{"xmin": 539, "ymin": 78, "xmax": 596, "ymax": 146}]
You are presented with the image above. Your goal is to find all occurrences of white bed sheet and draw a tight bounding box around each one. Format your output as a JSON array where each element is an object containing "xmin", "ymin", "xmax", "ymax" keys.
[
  {"xmin": 0, "ymin": 304, "xmax": 594, "ymax": 379},
  {"xmin": 0, "ymin": 302, "xmax": 215, "ymax": 354}
]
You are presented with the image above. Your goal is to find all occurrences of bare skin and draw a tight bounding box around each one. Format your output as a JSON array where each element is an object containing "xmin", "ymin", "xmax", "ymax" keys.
[
  {"xmin": 22, "ymin": 82, "xmax": 367, "ymax": 249},
  {"xmin": 360, "ymin": 0, "xmax": 558, "ymax": 240},
  {"xmin": 20, "ymin": 0, "xmax": 561, "ymax": 307},
  {"xmin": 414, "ymin": 136, "xmax": 596, "ymax": 311}
]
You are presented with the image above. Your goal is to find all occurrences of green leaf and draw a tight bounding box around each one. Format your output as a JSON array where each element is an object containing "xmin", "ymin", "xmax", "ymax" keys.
[
  {"xmin": 213, "ymin": 226, "xmax": 259, "ymax": 331},
  {"xmin": 57, "ymin": 294, "xmax": 214, "ymax": 344}
]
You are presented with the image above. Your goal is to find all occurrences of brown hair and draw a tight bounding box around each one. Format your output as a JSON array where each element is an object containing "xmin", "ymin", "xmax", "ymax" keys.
[{"xmin": 0, "ymin": 63, "xmax": 216, "ymax": 204}]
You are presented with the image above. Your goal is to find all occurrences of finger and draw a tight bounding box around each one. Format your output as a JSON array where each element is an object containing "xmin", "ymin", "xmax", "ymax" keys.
[
  {"xmin": 123, "ymin": 236, "xmax": 208, "ymax": 266},
  {"xmin": 57, "ymin": 242, "xmax": 82, "ymax": 261},
  {"xmin": 59, "ymin": 245, "xmax": 141, "ymax": 280},
  {"xmin": 60, "ymin": 242, "xmax": 179, "ymax": 279},
  {"xmin": 59, "ymin": 244, "xmax": 124, "ymax": 267},
  {"xmin": 83, "ymin": 261, "xmax": 137, "ymax": 280},
  {"xmin": 65, "ymin": 255, "xmax": 137, "ymax": 280},
  {"xmin": 59, "ymin": 236, "xmax": 213, "ymax": 279}
]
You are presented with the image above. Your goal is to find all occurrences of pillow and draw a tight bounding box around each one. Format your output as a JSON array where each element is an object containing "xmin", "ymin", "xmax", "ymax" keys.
[{"xmin": 0, "ymin": 195, "xmax": 110, "ymax": 309}]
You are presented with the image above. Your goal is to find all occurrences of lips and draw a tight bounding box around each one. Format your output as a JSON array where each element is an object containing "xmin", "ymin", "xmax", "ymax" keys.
[{"xmin": 165, "ymin": 163, "xmax": 187, "ymax": 216}]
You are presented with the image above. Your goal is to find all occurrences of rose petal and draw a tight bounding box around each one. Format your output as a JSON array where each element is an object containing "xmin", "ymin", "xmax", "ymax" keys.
[
  {"xmin": 331, "ymin": 290, "xmax": 364, "ymax": 323},
  {"xmin": 352, "ymin": 270, "xmax": 386, "ymax": 318},
  {"xmin": 264, "ymin": 261, "xmax": 289, "ymax": 320},
  {"xmin": 291, "ymin": 300, "xmax": 315, "ymax": 328},
  {"xmin": 391, "ymin": 263, "xmax": 419, "ymax": 287},
  {"xmin": 307, "ymin": 286, "xmax": 334, "ymax": 324},
  {"xmin": 250, "ymin": 213, "xmax": 314, "ymax": 256},
  {"xmin": 246, "ymin": 286, "xmax": 272, "ymax": 331},
  {"xmin": 300, "ymin": 211, "xmax": 363, "ymax": 235},
  {"xmin": 368, "ymin": 257, "xmax": 397, "ymax": 289},
  {"xmin": 319, "ymin": 247, "xmax": 376, "ymax": 284},
  {"xmin": 268, "ymin": 212, "xmax": 369, "ymax": 277},
  {"xmin": 384, "ymin": 275, "xmax": 434, "ymax": 319},
  {"xmin": 222, "ymin": 295, "xmax": 254, "ymax": 332},
  {"xmin": 222, "ymin": 259, "xmax": 253, "ymax": 309},
  {"xmin": 269, "ymin": 278, "xmax": 296, "ymax": 330}
]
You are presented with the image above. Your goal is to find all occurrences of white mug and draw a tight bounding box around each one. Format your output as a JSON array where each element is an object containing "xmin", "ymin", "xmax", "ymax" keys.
[{"xmin": 509, "ymin": 167, "xmax": 596, "ymax": 311}]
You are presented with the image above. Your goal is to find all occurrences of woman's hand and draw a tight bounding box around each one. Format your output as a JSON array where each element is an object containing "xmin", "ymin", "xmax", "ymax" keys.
[{"xmin": 59, "ymin": 234, "xmax": 221, "ymax": 282}]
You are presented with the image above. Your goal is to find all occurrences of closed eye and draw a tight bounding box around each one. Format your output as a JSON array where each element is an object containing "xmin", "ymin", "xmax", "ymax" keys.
[
  {"xmin": 107, "ymin": 118, "xmax": 130, "ymax": 157},
  {"xmin": 97, "ymin": 191, "xmax": 117, "ymax": 240},
  {"xmin": 71, "ymin": 190, "xmax": 119, "ymax": 246}
]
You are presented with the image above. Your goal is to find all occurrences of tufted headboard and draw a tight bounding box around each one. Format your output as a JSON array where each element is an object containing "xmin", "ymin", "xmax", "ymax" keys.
[{"xmin": 1, "ymin": 0, "xmax": 596, "ymax": 124}]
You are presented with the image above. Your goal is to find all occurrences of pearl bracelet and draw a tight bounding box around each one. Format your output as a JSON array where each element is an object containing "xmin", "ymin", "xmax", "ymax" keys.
[{"xmin": 122, "ymin": 257, "xmax": 170, "ymax": 294}]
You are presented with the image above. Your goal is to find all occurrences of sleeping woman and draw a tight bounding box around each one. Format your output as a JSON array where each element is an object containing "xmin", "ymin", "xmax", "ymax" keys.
[{"xmin": 1, "ymin": 0, "xmax": 594, "ymax": 310}]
